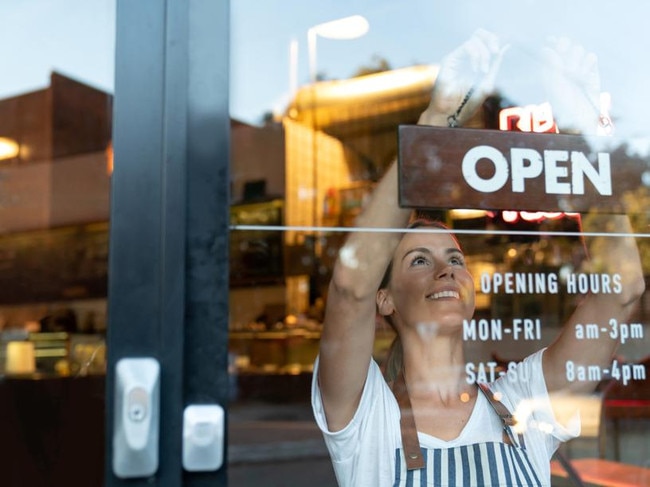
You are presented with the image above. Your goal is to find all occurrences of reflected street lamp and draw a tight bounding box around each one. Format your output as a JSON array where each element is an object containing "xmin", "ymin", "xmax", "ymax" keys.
[
  {"xmin": 290, "ymin": 15, "xmax": 368, "ymax": 317},
  {"xmin": 307, "ymin": 15, "xmax": 370, "ymax": 83},
  {"xmin": 306, "ymin": 15, "xmax": 369, "ymax": 232}
]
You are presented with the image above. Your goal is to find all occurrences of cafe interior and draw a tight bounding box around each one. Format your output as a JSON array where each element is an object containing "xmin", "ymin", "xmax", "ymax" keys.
[{"xmin": 0, "ymin": 58, "xmax": 648, "ymax": 483}]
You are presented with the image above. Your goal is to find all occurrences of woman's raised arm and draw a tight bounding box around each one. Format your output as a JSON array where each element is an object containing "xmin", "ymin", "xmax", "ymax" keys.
[
  {"xmin": 539, "ymin": 37, "xmax": 646, "ymax": 392},
  {"xmin": 543, "ymin": 213, "xmax": 645, "ymax": 393},
  {"xmin": 316, "ymin": 29, "xmax": 507, "ymax": 431}
]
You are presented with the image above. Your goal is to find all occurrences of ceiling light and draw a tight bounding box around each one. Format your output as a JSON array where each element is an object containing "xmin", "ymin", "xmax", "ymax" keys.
[{"xmin": 0, "ymin": 137, "xmax": 19, "ymax": 160}]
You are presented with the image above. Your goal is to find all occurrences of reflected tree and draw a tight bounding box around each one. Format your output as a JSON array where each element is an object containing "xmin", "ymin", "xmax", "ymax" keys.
[{"xmin": 351, "ymin": 54, "xmax": 392, "ymax": 78}]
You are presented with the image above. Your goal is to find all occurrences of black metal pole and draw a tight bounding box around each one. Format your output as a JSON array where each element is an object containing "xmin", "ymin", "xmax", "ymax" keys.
[{"xmin": 107, "ymin": 0, "xmax": 229, "ymax": 485}]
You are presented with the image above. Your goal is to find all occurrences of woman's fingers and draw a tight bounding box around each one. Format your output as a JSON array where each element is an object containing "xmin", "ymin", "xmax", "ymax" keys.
[{"xmin": 542, "ymin": 36, "xmax": 602, "ymax": 132}]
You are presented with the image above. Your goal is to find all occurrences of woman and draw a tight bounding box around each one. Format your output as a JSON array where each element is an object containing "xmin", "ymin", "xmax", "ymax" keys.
[{"xmin": 311, "ymin": 30, "xmax": 645, "ymax": 486}]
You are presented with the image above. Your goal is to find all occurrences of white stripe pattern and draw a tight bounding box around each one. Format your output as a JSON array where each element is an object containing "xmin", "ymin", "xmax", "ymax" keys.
[{"xmin": 394, "ymin": 441, "xmax": 544, "ymax": 486}]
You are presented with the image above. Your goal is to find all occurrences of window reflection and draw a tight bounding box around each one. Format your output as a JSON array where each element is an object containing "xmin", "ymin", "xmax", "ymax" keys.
[
  {"xmin": 230, "ymin": 1, "xmax": 649, "ymax": 483},
  {"xmin": 0, "ymin": 2, "xmax": 113, "ymax": 485}
]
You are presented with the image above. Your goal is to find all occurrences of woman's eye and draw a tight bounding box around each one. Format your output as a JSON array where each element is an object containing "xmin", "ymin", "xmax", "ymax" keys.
[
  {"xmin": 450, "ymin": 256, "xmax": 465, "ymax": 266},
  {"xmin": 411, "ymin": 256, "xmax": 428, "ymax": 266}
]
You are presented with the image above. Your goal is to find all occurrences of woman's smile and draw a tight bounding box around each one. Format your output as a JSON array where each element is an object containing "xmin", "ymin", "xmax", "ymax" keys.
[{"xmin": 426, "ymin": 289, "xmax": 461, "ymax": 300}]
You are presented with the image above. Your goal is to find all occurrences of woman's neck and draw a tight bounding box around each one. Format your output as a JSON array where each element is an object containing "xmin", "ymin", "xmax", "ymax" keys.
[{"xmin": 400, "ymin": 330, "xmax": 471, "ymax": 404}]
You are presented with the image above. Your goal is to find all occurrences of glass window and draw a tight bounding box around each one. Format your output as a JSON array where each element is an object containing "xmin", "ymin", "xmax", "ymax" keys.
[
  {"xmin": 0, "ymin": 2, "xmax": 114, "ymax": 485},
  {"xmin": 230, "ymin": 1, "xmax": 650, "ymax": 485}
]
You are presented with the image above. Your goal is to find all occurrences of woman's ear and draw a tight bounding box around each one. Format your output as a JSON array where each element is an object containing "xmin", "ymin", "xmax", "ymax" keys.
[{"xmin": 377, "ymin": 288, "xmax": 394, "ymax": 316}]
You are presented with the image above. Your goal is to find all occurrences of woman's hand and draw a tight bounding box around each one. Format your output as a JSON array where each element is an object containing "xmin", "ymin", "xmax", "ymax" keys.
[
  {"xmin": 541, "ymin": 37, "xmax": 605, "ymax": 134},
  {"xmin": 420, "ymin": 29, "xmax": 508, "ymax": 127}
]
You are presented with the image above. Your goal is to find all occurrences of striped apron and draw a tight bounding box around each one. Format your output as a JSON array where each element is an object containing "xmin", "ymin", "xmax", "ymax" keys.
[{"xmin": 392, "ymin": 373, "xmax": 544, "ymax": 486}]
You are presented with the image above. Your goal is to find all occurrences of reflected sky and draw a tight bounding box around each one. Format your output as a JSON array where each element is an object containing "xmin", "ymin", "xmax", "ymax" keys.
[
  {"xmin": 1, "ymin": 0, "xmax": 650, "ymax": 137},
  {"xmin": 231, "ymin": 0, "xmax": 650, "ymax": 138},
  {"xmin": 0, "ymin": 0, "xmax": 115, "ymax": 98}
]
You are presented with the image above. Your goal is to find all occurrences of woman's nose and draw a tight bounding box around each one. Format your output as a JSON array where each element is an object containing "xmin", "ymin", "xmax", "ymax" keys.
[{"xmin": 435, "ymin": 264, "xmax": 454, "ymax": 279}]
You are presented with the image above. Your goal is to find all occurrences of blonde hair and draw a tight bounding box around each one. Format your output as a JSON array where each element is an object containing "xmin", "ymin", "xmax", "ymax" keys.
[{"xmin": 382, "ymin": 332, "xmax": 403, "ymax": 383}]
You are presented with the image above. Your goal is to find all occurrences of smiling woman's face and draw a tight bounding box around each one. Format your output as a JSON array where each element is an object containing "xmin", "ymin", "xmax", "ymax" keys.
[{"xmin": 378, "ymin": 230, "xmax": 476, "ymax": 335}]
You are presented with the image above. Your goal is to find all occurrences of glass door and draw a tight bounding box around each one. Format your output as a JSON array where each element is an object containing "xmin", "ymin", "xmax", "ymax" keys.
[
  {"xmin": 228, "ymin": 1, "xmax": 649, "ymax": 486},
  {"xmin": 3, "ymin": 1, "xmax": 649, "ymax": 486}
]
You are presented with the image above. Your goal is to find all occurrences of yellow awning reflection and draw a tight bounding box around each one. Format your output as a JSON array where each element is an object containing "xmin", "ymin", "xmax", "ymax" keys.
[{"xmin": 285, "ymin": 65, "xmax": 439, "ymax": 136}]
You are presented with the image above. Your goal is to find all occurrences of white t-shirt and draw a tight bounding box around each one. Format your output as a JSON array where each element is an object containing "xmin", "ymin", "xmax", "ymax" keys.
[{"xmin": 311, "ymin": 349, "xmax": 579, "ymax": 487}]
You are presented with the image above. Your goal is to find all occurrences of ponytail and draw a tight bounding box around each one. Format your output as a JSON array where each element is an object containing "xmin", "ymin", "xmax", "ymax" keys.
[{"xmin": 383, "ymin": 334, "xmax": 403, "ymax": 383}]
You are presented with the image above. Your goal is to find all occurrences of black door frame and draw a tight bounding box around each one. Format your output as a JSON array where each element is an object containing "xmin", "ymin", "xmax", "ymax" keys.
[{"xmin": 106, "ymin": 1, "xmax": 230, "ymax": 485}]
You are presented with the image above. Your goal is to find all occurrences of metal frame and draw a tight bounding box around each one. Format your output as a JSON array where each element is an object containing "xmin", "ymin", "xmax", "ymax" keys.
[{"xmin": 106, "ymin": 0, "xmax": 230, "ymax": 485}]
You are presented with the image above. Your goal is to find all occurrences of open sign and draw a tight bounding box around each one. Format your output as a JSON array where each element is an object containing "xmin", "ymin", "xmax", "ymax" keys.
[{"xmin": 398, "ymin": 126, "xmax": 647, "ymax": 212}]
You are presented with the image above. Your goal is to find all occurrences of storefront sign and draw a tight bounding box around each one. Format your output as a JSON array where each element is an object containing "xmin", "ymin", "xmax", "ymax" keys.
[{"xmin": 398, "ymin": 126, "xmax": 648, "ymax": 212}]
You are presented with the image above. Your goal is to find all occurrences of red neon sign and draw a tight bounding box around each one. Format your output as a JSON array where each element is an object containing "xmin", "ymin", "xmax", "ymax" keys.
[
  {"xmin": 494, "ymin": 210, "xmax": 578, "ymax": 223},
  {"xmin": 499, "ymin": 102, "xmax": 558, "ymax": 134}
]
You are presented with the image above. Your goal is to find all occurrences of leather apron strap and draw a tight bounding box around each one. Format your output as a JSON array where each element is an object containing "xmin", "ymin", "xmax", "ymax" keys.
[
  {"xmin": 477, "ymin": 382, "xmax": 526, "ymax": 449},
  {"xmin": 392, "ymin": 370, "xmax": 425, "ymax": 470},
  {"xmin": 392, "ymin": 375, "xmax": 526, "ymax": 471}
]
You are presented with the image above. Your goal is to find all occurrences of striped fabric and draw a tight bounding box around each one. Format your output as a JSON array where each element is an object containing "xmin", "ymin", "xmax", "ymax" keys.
[{"xmin": 393, "ymin": 441, "xmax": 543, "ymax": 487}]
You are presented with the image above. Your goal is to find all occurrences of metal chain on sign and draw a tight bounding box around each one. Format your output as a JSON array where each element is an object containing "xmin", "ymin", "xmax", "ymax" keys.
[{"xmin": 447, "ymin": 85, "xmax": 476, "ymax": 128}]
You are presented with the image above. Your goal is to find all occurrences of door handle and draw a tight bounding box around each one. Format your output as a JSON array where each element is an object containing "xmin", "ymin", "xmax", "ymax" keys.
[{"xmin": 112, "ymin": 357, "xmax": 161, "ymax": 478}]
